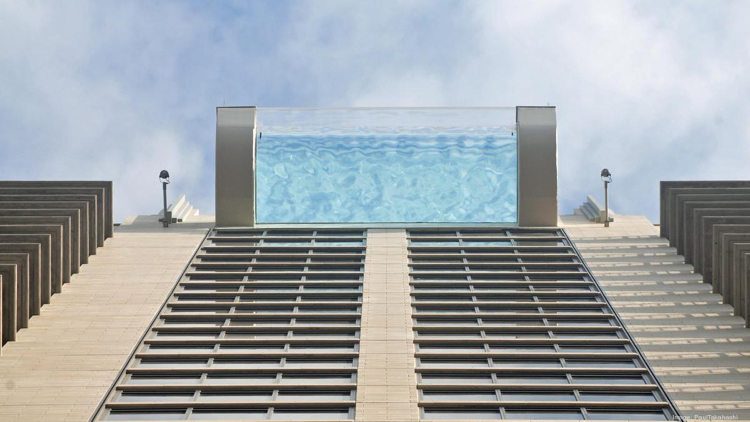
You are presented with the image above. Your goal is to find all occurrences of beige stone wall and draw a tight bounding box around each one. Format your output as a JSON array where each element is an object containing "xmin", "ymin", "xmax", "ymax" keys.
[
  {"xmin": 0, "ymin": 218, "xmax": 209, "ymax": 422},
  {"xmin": 563, "ymin": 214, "xmax": 750, "ymax": 420},
  {"xmin": 356, "ymin": 229, "xmax": 419, "ymax": 422}
]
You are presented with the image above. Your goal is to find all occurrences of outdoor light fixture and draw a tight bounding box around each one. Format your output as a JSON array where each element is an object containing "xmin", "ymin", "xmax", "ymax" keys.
[
  {"xmin": 601, "ymin": 168, "xmax": 612, "ymax": 227},
  {"xmin": 160, "ymin": 170, "xmax": 170, "ymax": 228}
]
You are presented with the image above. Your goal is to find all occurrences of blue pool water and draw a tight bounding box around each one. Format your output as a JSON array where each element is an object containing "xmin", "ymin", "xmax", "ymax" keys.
[{"xmin": 256, "ymin": 127, "xmax": 517, "ymax": 223}]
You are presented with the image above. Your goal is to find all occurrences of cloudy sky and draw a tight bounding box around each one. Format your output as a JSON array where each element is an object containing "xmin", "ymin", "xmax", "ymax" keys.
[{"xmin": 1, "ymin": 0, "xmax": 748, "ymax": 223}]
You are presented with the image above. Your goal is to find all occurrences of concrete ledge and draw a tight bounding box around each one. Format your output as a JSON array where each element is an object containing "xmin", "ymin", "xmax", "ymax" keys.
[
  {"xmin": 0, "ymin": 254, "xmax": 28, "ymax": 330},
  {"xmin": 0, "ymin": 181, "xmax": 112, "ymax": 239},
  {"xmin": 0, "ymin": 244, "xmax": 41, "ymax": 316},
  {"xmin": 730, "ymin": 243, "xmax": 750, "ymax": 318},
  {"xmin": 672, "ymin": 193, "xmax": 750, "ymax": 254},
  {"xmin": 717, "ymin": 232, "xmax": 750, "ymax": 306},
  {"xmin": 0, "ymin": 208, "xmax": 83, "ymax": 267},
  {"xmin": 0, "ymin": 235, "xmax": 52, "ymax": 305},
  {"xmin": 709, "ymin": 225, "xmax": 750, "ymax": 287},
  {"xmin": 0, "ymin": 201, "xmax": 91, "ymax": 259},
  {"xmin": 691, "ymin": 207, "xmax": 750, "ymax": 271},
  {"xmin": 0, "ymin": 264, "xmax": 16, "ymax": 345},
  {"xmin": 0, "ymin": 216, "xmax": 75, "ymax": 275},
  {"xmin": 682, "ymin": 200, "xmax": 750, "ymax": 262},
  {"xmin": 0, "ymin": 225, "xmax": 63, "ymax": 292},
  {"xmin": 0, "ymin": 194, "xmax": 97, "ymax": 251},
  {"xmin": 660, "ymin": 181, "xmax": 750, "ymax": 238},
  {"xmin": 698, "ymin": 215, "xmax": 750, "ymax": 277}
]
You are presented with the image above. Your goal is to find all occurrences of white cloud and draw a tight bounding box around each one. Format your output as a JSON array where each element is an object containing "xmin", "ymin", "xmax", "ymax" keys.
[{"xmin": 0, "ymin": 0, "xmax": 747, "ymax": 222}]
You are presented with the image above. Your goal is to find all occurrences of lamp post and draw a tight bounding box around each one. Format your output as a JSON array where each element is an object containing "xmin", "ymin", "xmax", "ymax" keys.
[
  {"xmin": 601, "ymin": 168, "xmax": 612, "ymax": 228},
  {"xmin": 159, "ymin": 170, "xmax": 170, "ymax": 228}
]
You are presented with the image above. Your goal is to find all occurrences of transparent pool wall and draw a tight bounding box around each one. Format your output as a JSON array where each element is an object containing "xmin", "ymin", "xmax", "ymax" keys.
[{"xmin": 255, "ymin": 108, "xmax": 518, "ymax": 224}]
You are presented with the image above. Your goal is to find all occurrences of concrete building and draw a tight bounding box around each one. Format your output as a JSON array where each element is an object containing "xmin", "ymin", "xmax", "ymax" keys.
[{"xmin": 0, "ymin": 107, "xmax": 747, "ymax": 421}]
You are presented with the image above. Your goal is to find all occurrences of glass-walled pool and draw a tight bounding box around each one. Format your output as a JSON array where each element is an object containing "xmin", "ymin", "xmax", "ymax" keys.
[{"xmin": 255, "ymin": 108, "xmax": 518, "ymax": 224}]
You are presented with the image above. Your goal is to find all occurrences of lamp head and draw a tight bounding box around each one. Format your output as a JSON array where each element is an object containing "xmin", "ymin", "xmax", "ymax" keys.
[
  {"xmin": 601, "ymin": 168, "xmax": 612, "ymax": 183},
  {"xmin": 159, "ymin": 170, "xmax": 170, "ymax": 184}
]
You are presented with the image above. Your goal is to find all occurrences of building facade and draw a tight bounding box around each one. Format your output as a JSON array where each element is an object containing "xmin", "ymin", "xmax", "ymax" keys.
[{"xmin": 1, "ymin": 107, "xmax": 748, "ymax": 421}]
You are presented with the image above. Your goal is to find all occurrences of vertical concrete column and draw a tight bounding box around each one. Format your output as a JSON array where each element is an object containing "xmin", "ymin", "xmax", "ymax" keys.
[
  {"xmin": 356, "ymin": 229, "xmax": 419, "ymax": 421},
  {"xmin": 517, "ymin": 106, "xmax": 558, "ymax": 227},
  {"xmin": 216, "ymin": 107, "xmax": 257, "ymax": 227}
]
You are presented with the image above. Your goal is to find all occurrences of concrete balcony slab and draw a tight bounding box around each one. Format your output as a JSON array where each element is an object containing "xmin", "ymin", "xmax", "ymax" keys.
[
  {"xmin": 0, "ymin": 235, "xmax": 52, "ymax": 305},
  {"xmin": 0, "ymin": 225, "xmax": 63, "ymax": 292},
  {"xmin": 0, "ymin": 216, "xmax": 75, "ymax": 274},
  {"xmin": 671, "ymin": 194, "xmax": 750, "ymax": 254},
  {"xmin": 0, "ymin": 201, "xmax": 92, "ymax": 259},
  {"xmin": 708, "ymin": 226, "xmax": 750, "ymax": 292},
  {"xmin": 660, "ymin": 181, "xmax": 750, "ymax": 238},
  {"xmin": 0, "ymin": 208, "xmax": 84, "ymax": 267},
  {"xmin": 0, "ymin": 244, "xmax": 41, "ymax": 316},
  {"xmin": 0, "ymin": 264, "xmax": 16, "ymax": 345},
  {"xmin": 729, "ymin": 243, "xmax": 750, "ymax": 320},
  {"xmin": 0, "ymin": 254, "xmax": 28, "ymax": 329},
  {"xmin": 0, "ymin": 181, "xmax": 112, "ymax": 239},
  {"xmin": 0, "ymin": 194, "xmax": 97, "ymax": 251},
  {"xmin": 690, "ymin": 207, "xmax": 750, "ymax": 271}
]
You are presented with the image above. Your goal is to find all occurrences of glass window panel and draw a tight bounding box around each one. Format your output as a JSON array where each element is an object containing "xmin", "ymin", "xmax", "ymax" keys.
[
  {"xmin": 205, "ymin": 375, "xmax": 278, "ymax": 384},
  {"xmin": 422, "ymin": 391, "xmax": 497, "ymax": 401},
  {"xmin": 565, "ymin": 360, "xmax": 635, "ymax": 368},
  {"xmin": 117, "ymin": 393, "xmax": 194, "ymax": 402},
  {"xmin": 489, "ymin": 345, "xmax": 555, "ymax": 352},
  {"xmin": 136, "ymin": 359, "xmax": 208, "ymax": 368},
  {"xmin": 191, "ymin": 410, "xmax": 268, "ymax": 420},
  {"xmin": 558, "ymin": 345, "xmax": 627, "ymax": 353},
  {"xmin": 422, "ymin": 409, "xmax": 501, "ymax": 420},
  {"xmin": 579, "ymin": 392, "xmax": 657, "ymax": 402},
  {"xmin": 280, "ymin": 374, "xmax": 354, "ymax": 384},
  {"xmin": 495, "ymin": 376, "xmax": 568, "ymax": 384},
  {"xmin": 549, "ymin": 320, "xmax": 611, "ymax": 326},
  {"xmin": 284, "ymin": 358, "xmax": 355, "ymax": 367},
  {"xmin": 146, "ymin": 345, "xmax": 215, "ymax": 353},
  {"xmin": 212, "ymin": 359, "xmax": 281, "ymax": 368},
  {"xmin": 126, "ymin": 375, "xmax": 201, "ymax": 385},
  {"xmin": 270, "ymin": 409, "xmax": 351, "ymax": 420},
  {"xmin": 276, "ymin": 391, "xmax": 353, "ymax": 401},
  {"xmin": 586, "ymin": 411, "xmax": 667, "ymax": 421},
  {"xmin": 481, "ymin": 319, "xmax": 543, "ymax": 326},
  {"xmin": 199, "ymin": 392, "xmax": 274, "ymax": 401},
  {"xmin": 503, "ymin": 410, "xmax": 582, "ymax": 420},
  {"xmin": 288, "ymin": 344, "xmax": 356, "ymax": 352},
  {"xmin": 417, "ymin": 345, "xmax": 486, "ymax": 352},
  {"xmin": 462, "ymin": 240, "xmax": 513, "ymax": 246},
  {"xmin": 500, "ymin": 391, "xmax": 575, "ymax": 401},
  {"xmin": 314, "ymin": 241, "xmax": 364, "ymax": 246},
  {"xmin": 554, "ymin": 333, "xmax": 619, "ymax": 339},
  {"xmin": 572, "ymin": 376, "xmax": 646, "ymax": 384},
  {"xmin": 420, "ymin": 374, "xmax": 493, "ymax": 384},
  {"xmin": 410, "ymin": 241, "xmax": 460, "ymax": 246},
  {"xmin": 220, "ymin": 344, "xmax": 286, "ymax": 352},
  {"xmin": 491, "ymin": 360, "xmax": 561, "ymax": 368},
  {"xmin": 108, "ymin": 411, "xmax": 185, "ymax": 420},
  {"xmin": 419, "ymin": 359, "xmax": 489, "ymax": 368}
]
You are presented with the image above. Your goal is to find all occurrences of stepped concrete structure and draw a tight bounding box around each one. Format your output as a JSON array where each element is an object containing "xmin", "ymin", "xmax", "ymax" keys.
[
  {"xmin": 562, "ymin": 213, "xmax": 750, "ymax": 419},
  {"xmin": 661, "ymin": 181, "xmax": 750, "ymax": 327}
]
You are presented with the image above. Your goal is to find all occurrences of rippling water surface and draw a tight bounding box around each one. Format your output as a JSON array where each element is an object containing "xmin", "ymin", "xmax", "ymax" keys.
[{"xmin": 256, "ymin": 128, "xmax": 517, "ymax": 223}]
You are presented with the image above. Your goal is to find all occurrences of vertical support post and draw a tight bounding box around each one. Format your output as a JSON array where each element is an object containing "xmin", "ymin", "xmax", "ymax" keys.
[
  {"xmin": 604, "ymin": 179, "xmax": 610, "ymax": 227},
  {"xmin": 517, "ymin": 106, "xmax": 558, "ymax": 227},
  {"xmin": 216, "ymin": 107, "xmax": 257, "ymax": 227},
  {"xmin": 162, "ymin": 182, "xmax": 169, "ymax": 228}
]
